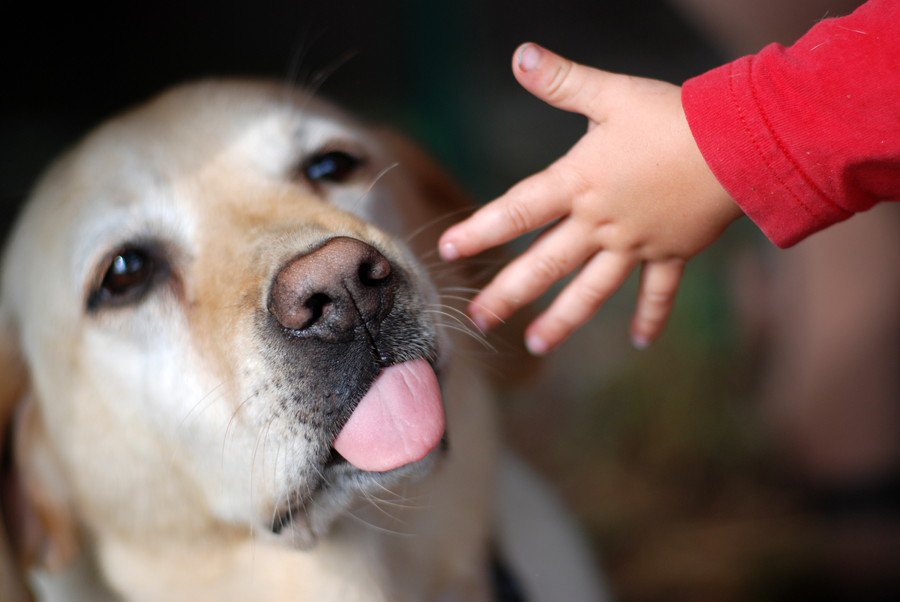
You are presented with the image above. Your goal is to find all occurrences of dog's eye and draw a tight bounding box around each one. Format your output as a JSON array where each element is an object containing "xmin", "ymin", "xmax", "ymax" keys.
[
  {"xmin": 89, "ymin": 248, "xmax": 160, "ymax": 309},
  {"xmin": 302, "ymin": 151, "xmax": 364, "ymax": 184}
]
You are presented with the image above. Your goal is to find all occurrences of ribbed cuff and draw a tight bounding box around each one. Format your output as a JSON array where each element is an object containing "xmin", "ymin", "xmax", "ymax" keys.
[{"xmin": 682, "ymin": 54, "xmax": 851, "ymax": 247}]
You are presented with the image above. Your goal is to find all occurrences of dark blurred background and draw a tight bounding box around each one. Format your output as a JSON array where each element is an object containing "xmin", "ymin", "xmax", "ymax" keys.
[
  {"xmin": 3, "ymin": 1, "xmax": 898, "ymax": 601},
  {"xmin": 0, "ymin": 0, "xmax": 724, "ymax": 233}
]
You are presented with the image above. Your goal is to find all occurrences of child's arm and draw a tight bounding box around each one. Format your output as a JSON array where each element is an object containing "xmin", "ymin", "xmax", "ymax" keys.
[
  {"xmin": 681, "ymin": 0, "xmax": 900, "ymax": 248},
  {"xmin": 440, "ymin": 1, "xmax": 899, "ymax": 355},
  {"xmin": 439, "ymin": 44, "xmax": 742, "ymax": 354}
]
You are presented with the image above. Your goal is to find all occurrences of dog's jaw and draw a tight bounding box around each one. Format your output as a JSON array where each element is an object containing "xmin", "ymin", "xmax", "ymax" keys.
[
  {"xmin": 268, "ymin": 445, "xmax": 445, "ymax": 550},
  {"xmin": 254, "ymin": 348, "xmax": 448, "ymax": 548}
]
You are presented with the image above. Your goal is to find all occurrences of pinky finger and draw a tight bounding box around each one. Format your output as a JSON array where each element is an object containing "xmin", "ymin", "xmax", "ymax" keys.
[
  {"xmin": 630, "ymin": 259, "xmax": 685, "ymax": 348},
  {"xmin": 525, "ymin": 252, "xmax": 636, "ymax": 355}
]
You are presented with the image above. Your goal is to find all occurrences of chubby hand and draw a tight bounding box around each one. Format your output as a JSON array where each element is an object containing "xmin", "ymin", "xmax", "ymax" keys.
[{"xmin": 439, "ymin": 43, "xmax": 743, "ymax": 355}]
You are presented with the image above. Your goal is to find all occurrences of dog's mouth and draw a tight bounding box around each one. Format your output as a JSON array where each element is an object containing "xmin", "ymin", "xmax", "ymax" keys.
[
  {"xmin": 331, "ymin": 358, "xmax": 445, "ymax": 472},
  {"xmin": 270, "ymin": 357, "xmax": 447, "ymax": 536}
]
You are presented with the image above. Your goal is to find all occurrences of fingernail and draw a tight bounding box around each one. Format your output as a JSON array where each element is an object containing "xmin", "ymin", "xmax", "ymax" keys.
[
  {"xmin": 526, "ymin": 333, "xmax": 549, "ymax": 356},
  {"xmin": 517, "ymin": 43, "xmax": 541, "ymax": 72},
  {"xmin": 440, "ymin": 242, "xmax": 459, "ymax": 261},
  {"xmin": 631, "ymin": 334, "xmax": 650, "ymax": 350}
]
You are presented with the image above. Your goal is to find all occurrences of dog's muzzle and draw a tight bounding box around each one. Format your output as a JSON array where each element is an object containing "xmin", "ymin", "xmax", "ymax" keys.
[{"xmin": 266, "ymin": 236, "xmax": 445, "ymax": 473}]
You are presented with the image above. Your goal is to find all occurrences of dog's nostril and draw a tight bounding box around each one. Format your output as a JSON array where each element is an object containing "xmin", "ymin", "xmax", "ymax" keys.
[
  {"xmin": 358, "ymin": 256, "xmax": 391, "ymax": 287},
  {"xmin": 303, "ymin": 292, "xmax": 331, "ymax": 328}
]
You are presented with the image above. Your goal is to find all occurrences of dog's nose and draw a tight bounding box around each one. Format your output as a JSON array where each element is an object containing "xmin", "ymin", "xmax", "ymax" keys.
[{"xmin": 268, "ymin": 237, "xmax": 394, "ymax": 335}]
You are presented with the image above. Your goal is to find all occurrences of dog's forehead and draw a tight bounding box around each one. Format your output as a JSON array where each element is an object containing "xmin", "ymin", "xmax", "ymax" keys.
[
  {"xmin": 11, "ymin": 83, "xmax": 345, "ymax": 231},
  {"xmin": 51, "ymin": 82, "xmax": 363, "ymax": 227},
  {"xmin": 142, "ymin": 80, "xmax": 364, "ymax": 167},
  {"xmin": 80, "ymin": 80, "xmax": 363, "ymax": 184}
]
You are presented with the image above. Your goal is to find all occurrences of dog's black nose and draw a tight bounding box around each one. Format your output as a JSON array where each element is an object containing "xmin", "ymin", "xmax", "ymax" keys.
[{"xmin": 268, "ymin": 237, "xmax": 394, "ymax": 336}]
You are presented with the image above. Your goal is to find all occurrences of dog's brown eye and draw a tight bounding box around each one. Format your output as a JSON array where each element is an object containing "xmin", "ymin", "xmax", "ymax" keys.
[
  {"xmin": 302, "ymin": 151, "xmax": 364, "ymax": 184},
  {"xmin": 89, "ymin": 248, "xmax": 159, "ymax": 309}
]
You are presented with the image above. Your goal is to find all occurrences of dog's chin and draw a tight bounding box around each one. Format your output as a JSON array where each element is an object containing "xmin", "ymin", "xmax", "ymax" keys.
[
  {"xmin": 264, "ymin": 353, "xmax": 448, "ymax": 549},
  {"xmin": 264, "ymin": 443, "xmax": 446, "ymax": 550}
]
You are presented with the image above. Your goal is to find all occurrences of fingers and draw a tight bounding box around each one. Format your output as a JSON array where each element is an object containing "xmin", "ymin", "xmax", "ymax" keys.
[
  {"xmin": 439, "ymin": 165, "xmax": 573, "ymax": 261},
  {"xmin": 630, "ymin": 259, "xmax": 684, "ymax": 348},
  {"xmin": 513, "ymin": 43, "xmax": 616, "ymax": 118},
  {"xmin": 525, "ymin": 252, "xmax": 636, "ymax": 355},
  {"xmin": 468, "ymin": 220, "xmax": 598, "ymax": 329}
]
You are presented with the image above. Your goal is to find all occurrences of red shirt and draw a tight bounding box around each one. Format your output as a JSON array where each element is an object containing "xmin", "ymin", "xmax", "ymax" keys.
[{"xmin": 682, "ymin": 0, "xmax": 900, "ymax": 247}]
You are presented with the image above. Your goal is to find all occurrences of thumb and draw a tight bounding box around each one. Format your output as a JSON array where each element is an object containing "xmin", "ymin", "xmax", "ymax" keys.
[{"xmin": 513, "ymin": 43, "xmax": 615, "ymax": 118}]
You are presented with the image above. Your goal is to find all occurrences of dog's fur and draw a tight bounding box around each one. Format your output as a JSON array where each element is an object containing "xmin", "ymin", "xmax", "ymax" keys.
[{"xmin": 0, "ymin": 81, "xmax": 605, "ymax": 601}]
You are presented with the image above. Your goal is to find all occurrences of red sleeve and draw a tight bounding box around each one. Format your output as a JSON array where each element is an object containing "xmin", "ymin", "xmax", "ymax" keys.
[{"xmin": 681, "ymin": 0, "xmax": 900, "ymax": 247}]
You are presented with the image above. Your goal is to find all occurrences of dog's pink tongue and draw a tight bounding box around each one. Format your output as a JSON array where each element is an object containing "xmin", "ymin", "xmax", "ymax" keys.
[{"xmin": 333, "ymin": 359, "xmax": 445, "ymax": 472}]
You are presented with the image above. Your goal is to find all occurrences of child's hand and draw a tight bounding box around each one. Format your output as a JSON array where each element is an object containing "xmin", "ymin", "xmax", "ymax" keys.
[{"xmin": 439, "ymin": 43, "xmax": 743, "ymax": 354}]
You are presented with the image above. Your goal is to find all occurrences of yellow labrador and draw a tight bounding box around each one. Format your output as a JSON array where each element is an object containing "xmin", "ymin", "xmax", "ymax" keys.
[{"xmin": 0, "ymin": 81, "xmax": 606, "ymax": 601}]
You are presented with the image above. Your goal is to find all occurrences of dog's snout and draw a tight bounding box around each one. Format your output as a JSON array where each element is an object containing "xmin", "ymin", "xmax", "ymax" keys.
[{"xmin": 268, "ymin": 237, "xmax": 394, "ymax": 335}]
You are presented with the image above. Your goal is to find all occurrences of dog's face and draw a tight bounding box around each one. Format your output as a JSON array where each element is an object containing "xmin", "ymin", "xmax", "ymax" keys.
[{"xmin": 0, "ymin": 81, "xmax": 468, "ymax": 563}]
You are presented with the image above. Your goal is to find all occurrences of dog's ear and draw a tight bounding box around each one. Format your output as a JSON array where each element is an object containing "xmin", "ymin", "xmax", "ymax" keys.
[
  {"xmin": 0, "ymin": 306, "xmax": 32, "ymax": 601},
  {"xmin": 373, "ymin": 129, "xmax": 540, "ymax": 386},
  {"xmin": 0, "ymin": 310, "xmax": 79, "ymax": 602}
]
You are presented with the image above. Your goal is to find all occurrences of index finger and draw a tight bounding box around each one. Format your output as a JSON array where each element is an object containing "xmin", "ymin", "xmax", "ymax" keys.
[{"xmin": 439, "ymin": 166, "xmax": 572, "ymax": 260}]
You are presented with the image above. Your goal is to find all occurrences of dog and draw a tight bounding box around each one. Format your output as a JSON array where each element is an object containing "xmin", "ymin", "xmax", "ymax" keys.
[{"xmin": 0, "ymin": 80, "xmax": 606, "ymax": 601}]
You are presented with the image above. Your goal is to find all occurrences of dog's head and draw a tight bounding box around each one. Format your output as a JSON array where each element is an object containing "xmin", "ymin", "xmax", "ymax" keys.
[{"xmin": 0, "ymin": 81, "xmax": 488, "ymax": 592}]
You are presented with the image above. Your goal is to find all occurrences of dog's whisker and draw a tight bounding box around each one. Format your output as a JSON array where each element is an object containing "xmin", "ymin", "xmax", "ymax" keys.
[
  {"xmin": 284, "ymin": 46, "xmax": 361, "ymax": 168},
  {"xmin": 428, "ymin": 301, "xmax": 499, "ymax": 331},
  {"xmin": 426, "ymin": 303, "xmax": 485, "ymax": 334},
  {"xmin": 422, "ymin": 306, "xmax": 476, "ymax": 330},
  {"xmin": 441, "ymin": 296, "xmax": 507, "ymax": 326},
  {"xmin": 404, "ymin": 206, "xmax": 477, "ymax": 246},
  {"xmin": 269, "ymin": 444, "xmax": 288, "ymax": 531},
  {"xmin": 416, "ymin": 247, "xmax": 442, "ymax": 264},
  {"xmin": 424, "ymin": 309, "xmax": 496, "ymax": 352},
  {"xmin": 421, "ymin": 258, "xmax": 505, "ymax": 274},
  {"xmin": 224, "ymin": 393, "xmax": 255, "ymax": 443},
  {"xmin": 363, "ymin": 491, "xmax": 427, "ymax": 511},
  {"xmin": 247, "ymin": 416, "xmax": 279, "ymax": 578},
  {"xmin": 282, "ymin": 20, "xmax": 318, "ymax": 91},
  {"xmin": 419, "ymin": 253, "xmax": 493, "ymax": 268},
  {"xmin": 343, "ymin": 507, "xmax": 416, "ymax": 539},
  {"xmin": 249, "ymin": 414, "xmax": 279, "ymax": 532},
  {"xmin": 350, "ymin": 162, "xmax": 400, "ymax": 214},
  {"xmin": 220, "ymin": 391, "xmax": 260, "ymax": 481},
  {"xmin": 177, "ymin": 381, "xmax": 227, "ymax": 431},
  {"xmin": 254, "ymin": 420, "xmax": 297, "ymax": 565},
  {"xmin": 280, "ymin": 18, "xmax": 355, "ymax": 114},
  {"xmin": 435, "ymin": 323, "xmax": 497, "ymax": 352},
  {"xmin": 370, "ymin": 478, "xmax": 430, "ymax": 503},
  {"xmin": 305, "ymin": 49, "xmax": 358, "ymax": 99},
  {"xmin": 417, "ymin": 246, "xmax": 500, "ymax": 272},
  {"xmin": 359, "ymin": 490, "xmax": 409, "ymax": 524},
  {"xmin": 430, "ymin": 264, "xmax": 506, "ymax": 280},
  {"xmin": 436, "ymin": 294, "xmax": 476, "ymax": 309},
  {"xmin": 309, "ymin": 458, "xmax": 337, "ymax": 490},
  {"xmin": 367, "ymin": 478, "xmax": 407, "ymax": 499},
  {"xmin": 438, "ymin": 285, "xmax": 483, "ymax": 295},
  {"xmin": 365, "ymin": 496, "xmax": 424, "ymax": 511}
]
